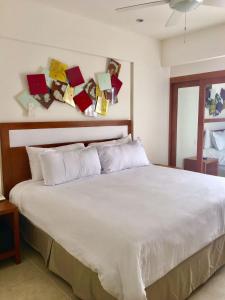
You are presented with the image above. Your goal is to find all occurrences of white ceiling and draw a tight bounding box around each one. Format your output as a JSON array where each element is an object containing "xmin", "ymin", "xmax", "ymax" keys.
[{"xmin": 35, "ymin": 0, "xmax": 225, "ymax": 39}]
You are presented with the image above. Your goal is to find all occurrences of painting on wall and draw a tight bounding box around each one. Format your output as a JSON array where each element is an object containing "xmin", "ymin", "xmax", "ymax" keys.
[
  {"xmin": 205, "ymin": 84, "xmax": 225, "ymax": 117},
  {"xmin": 16, "ymin": 57, "xmax": 123, "ymax": 118}
]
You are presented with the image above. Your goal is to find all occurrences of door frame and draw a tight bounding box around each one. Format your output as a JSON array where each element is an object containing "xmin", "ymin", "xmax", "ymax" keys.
[{"xmin": 169, "ymin": 70, "xmax": 225, "ymax": 172}]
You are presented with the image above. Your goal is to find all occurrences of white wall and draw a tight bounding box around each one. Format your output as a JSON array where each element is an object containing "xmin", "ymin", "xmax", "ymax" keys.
[
  {"xmin": 171, "ymin": 57, "xmax": 225, "ymax": 77},
  {"xmin": 162, "ymin": 24, "xmax": 225, "ymax": 67},
  {"xmin": 1, "ymin": 38, "xmax": 131, "ymax": 121},
  {"xmin": 0, "ymin": 0, "xmax": 170, "ymax": 193},
  {"xmin": 161, "ymin": 22, "xmax": 225, "ymax": 77}
]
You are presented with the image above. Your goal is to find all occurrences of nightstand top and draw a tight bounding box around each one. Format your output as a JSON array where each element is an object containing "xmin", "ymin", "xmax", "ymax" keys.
[
  {"xmin": 185, "ymin": 156, "xmax": 218, "ymax": 164},
  {"xmin": 0, "ymin": 200, "xmax": 17, "ymax": 216}
]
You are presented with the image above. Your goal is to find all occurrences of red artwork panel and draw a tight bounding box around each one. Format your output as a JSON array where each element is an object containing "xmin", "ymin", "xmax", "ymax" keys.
[
  {"xmin": 111, "ymin": 75, "xmax": 123, "ymax": 96},
  {"xmin": 74, "ymin": 90, "xmax": 92, "ymax": 112},
  {"xmin": 66, "ymin": 66, "xmax": 85, "ymax": 87},
  {"xmin": 27, "ymin": 74, "xmax": 48, "ymax": 95}
]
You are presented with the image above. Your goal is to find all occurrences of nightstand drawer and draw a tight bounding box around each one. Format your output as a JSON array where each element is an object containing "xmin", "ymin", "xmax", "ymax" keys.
[
  {"xmin": 0, "ymin": 201, "xmax": 21, "ymax": 264},
  {"xmin": 204, "ymin": 161, "xmax": 218, "ymax": 176},
  {"xmin": 0, "ymin": 220, "xmax": 13, "ymax": 253}
]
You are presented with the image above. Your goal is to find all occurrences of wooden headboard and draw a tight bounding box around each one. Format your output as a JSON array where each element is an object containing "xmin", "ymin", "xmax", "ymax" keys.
[{"xmin": 0, "ymin": 120, "xmax": 132, "ymax": 198}]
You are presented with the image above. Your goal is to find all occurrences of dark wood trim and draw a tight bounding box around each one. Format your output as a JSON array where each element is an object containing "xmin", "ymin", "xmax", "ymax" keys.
[
  {"xmin": 13, "ymin": 209, "xmax": 20, "ymax": 264},
  {"xmin": 0, "ymin": 120, "xmax": 132, "ymax": 198},
  {"xmin": 0, "ymin": 250, "xmax": 16, "ymax": 261},
  {"xmin": 0, "ymin": 125, "xmax": 12, "ymax": 198},
  {"xmin": 196, "ymin": 81, "xmax": 205, "ymax": 172},
  {"xmin": 168, "ymin": 80, "xmax": 174, "ymax": 165},
  {"xmin": 168, "ymin": 84, "xmax": 178, "ymax": 166},
  {"xmin": 204, "ymin": 118, "xmax": 225, "ymax": 123},
  {"xmin": 171, "ymin": 81, "xmax": 200, "ymax": 88},
  {"xmin": 0, "ymin": 120, "xmax": 131, "ymax": 130},
  {"xmin": 171, "ymin": 70, "xmax": 225, "ymax": 84}
]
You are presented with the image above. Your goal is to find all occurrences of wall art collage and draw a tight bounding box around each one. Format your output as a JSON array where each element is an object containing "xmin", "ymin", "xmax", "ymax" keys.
[{"xmin": 17, "ymin": 58, "xmax": 123, "ymax": 118}]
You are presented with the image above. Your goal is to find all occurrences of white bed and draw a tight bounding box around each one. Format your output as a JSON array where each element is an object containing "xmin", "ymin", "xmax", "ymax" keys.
[{"xmin": 10, "ymin": 165, "xmax": 225, "ymax": 300}]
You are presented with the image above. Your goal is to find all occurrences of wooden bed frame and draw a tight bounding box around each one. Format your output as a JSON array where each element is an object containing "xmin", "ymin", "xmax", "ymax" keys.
[{"xmin": 0, "ymin": 120, "xmax": 132, "ymax": 198}]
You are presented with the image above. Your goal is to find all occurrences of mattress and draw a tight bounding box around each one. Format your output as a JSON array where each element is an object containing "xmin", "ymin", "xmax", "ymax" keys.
[{"xmin": 10, "ymin": 165, "xmax": 225, "ymax": 300}]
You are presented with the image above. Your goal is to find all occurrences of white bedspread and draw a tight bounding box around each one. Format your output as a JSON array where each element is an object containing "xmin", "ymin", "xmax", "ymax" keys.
[{"xmin": 10, "ymin": 166, "xmax": 225, "ymax": 300}]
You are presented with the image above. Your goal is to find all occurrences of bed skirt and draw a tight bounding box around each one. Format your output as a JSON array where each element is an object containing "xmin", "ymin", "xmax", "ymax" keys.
[{"xmin": 21, "ymin": 216, "xmax": 225, "ymax": 300}]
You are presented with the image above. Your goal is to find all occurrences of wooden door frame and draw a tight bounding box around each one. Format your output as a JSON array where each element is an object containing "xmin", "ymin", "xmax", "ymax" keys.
[{"xmin": 169, "ymin": 70, "xmax": 225, "ymax": 172}]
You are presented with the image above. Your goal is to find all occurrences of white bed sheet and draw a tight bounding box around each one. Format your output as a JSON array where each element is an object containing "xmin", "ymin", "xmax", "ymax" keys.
[
  {"xmin": 10, "ymin": 166, "xmax": 225, "ymax": 300},
  {"xmin": 203, "ymin": 147, "xmax": 225, "ymax": 165}
]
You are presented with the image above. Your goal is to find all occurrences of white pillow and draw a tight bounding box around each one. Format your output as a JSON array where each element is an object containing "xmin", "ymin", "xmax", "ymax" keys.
[
  {"xmin": 40, "ymin": 147, "xmax": 101, "ymax": 186},
  {"xmin": 98, "ymin": 140, "xmax": 150, "ymax": 174},
  {"xmin": 26, "ymin": 143, "xmax": 85, "ymax": 181},
  {"xmin": 204, "ymin": 129, "xmax": 212, "ymax": 149},
  {"xmin": 211, "ymin": 131, "xmax": 225, "ymax": 151},
  {"xmin": 88, "ymin": 134, "xmax": 131, "ymax": 148}
]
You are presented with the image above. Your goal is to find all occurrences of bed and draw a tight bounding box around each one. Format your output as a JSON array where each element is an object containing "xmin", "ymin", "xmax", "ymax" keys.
[
  {"xmin": 1, "ymin": 120, "xmax": 225, "ymax": 300},
  {"xmin": 203, "ymin": 129, "xmax": 225, "ymax": 177}
]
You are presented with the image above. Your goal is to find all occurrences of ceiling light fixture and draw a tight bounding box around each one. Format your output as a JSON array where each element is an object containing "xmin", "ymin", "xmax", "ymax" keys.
[{"xmin": 116, "ymin": 0, "xmax": 225, "ymax": 29}]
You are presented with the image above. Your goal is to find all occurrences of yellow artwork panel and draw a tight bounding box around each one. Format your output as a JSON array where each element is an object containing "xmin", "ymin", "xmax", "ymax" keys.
[
  {"xmin": 95, "ymin": 95, "xmax": 109, "ymax": 116},
  {"xmin": 49, "ymin": 59, "xmax": 68, "ymax": 83},
  {"xmin": 63, "ymin": 85, "xmax": 75, "ymax": 107},
  {"xmin": 96, "ymin": 84, "xmax": 103, "ymax": 98}
]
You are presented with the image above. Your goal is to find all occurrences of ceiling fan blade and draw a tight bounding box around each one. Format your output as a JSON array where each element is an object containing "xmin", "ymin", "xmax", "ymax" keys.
[
  {"xmin": 165, "ymin": 11, "xmax": 183, "ymax": 27},
  {"xmin": 115, "ymin": 0, "xmax": 169, "ymax": 12},
  {"xmin": 203, "ymin": 0, "xmax": 225, "ymax": 7}
]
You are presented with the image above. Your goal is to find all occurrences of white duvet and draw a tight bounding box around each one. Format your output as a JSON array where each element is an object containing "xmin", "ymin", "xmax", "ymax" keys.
[{"xmin": 10, "ymin": 166, "xmax": 225, "ymax": 300}]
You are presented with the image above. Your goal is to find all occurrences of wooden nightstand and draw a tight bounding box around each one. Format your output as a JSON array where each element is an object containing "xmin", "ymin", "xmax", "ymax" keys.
[
  {"xmin": 184, "ymin": 157, "xmax": 218, "ymax": 176},
  {"xmin": 0, "ymin": 200, "xmax": 21, "ymax": 264}
]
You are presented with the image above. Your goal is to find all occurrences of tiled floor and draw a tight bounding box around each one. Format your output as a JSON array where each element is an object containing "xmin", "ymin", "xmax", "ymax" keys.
[
  {"xmin": 1, "ymin": 242, "xmax": 225, "ymax": 300},
  {"xmin": 0, "ymin": 243, "xmax": 77, "ymax": 300}
]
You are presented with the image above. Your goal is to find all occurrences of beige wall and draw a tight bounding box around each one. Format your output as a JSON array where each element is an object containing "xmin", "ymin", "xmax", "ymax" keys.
[
  {"xmin": 0, "ymin": 0, "xmax": 170, "ymax": 193},
  {"xmin": 171, "ymin": 57, "xmax": 225, "ymax": 77},
  {"xmin": 162, "ymin": 24, "xmax": 225, "ymax": 67},
  {"xmin": 0, "ymin": 38, "xmax": 131, "ymax": 121}
]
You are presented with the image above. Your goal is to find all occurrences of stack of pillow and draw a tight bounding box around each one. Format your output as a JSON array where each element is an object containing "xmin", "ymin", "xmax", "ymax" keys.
[
  {"xmin": 26, "ymin": 135, "xmax": 150, "ymax": 186},
  {"xmin": 205, "ymin": 129, "xmax": 225, "ymax": 151}
]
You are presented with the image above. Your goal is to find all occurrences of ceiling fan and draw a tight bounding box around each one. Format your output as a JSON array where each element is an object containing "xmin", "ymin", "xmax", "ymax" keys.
[{"xmin": 115, "ymin": 0, "xmax": 225, "ymax": 27}]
